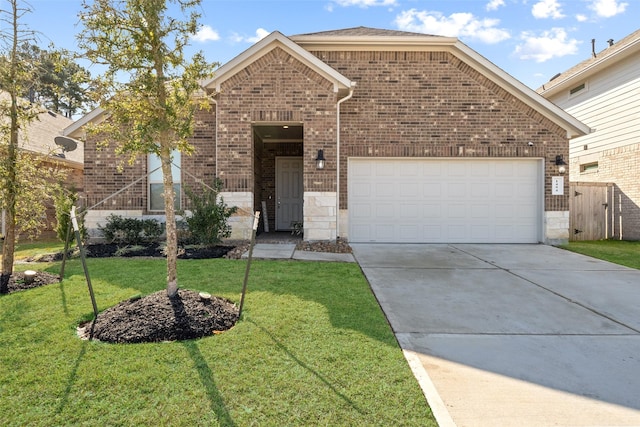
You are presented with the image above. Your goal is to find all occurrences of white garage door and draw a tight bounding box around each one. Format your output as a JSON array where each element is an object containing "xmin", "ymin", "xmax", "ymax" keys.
[{"xmin": 348, "ymin": 158, "xmax": 542, "ymax": 243}]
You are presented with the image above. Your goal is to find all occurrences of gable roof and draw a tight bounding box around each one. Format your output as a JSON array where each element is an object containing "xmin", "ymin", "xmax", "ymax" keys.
[
  {"xmin": 201, "ymin": 31, "xmax": 355, "ymax": 96},
  {"xmin": 288, "ymin": 26, "xmax": 589, "ymax": 138},
  {"xmin": 70, "ymin": 27, "xmax": 590, "ymax": 139},
  {"xmin": 537, "ymin": 28, "xmax": 640, "ymax": 97},
  {"xmin": 0, "ymin": 91, "xmax": 83, "ymax": 166}
]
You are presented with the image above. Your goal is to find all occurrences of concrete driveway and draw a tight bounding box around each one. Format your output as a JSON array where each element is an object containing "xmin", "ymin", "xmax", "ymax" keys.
[{"xmin": 351, "ymin": 244, "xmax": 640, "ymax": 427}]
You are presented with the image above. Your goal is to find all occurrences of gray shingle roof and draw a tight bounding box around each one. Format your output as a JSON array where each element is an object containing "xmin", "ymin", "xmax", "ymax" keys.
[{"xmin": 291, "ymin": 26, "xmax": 441, "ymax": 38}]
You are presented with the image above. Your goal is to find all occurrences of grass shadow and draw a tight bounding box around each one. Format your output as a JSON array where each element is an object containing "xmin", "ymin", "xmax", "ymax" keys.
[
  {"xmin": 181, "ymin": 340, "xmax": 236, "ymax": 427},
  {"xmin": 247, "ymin": 317, "xmax": 366, "ymax": 416},
  {"xmin": 56, "ymin": 341, "xmax": 87, "ymax": 414}
]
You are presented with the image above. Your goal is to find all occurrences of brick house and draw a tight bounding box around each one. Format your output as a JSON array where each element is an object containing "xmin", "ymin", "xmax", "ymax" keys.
[
  {"xmin": 65, "ymin": 27, "xmax": 589, "ymax": 244},
  {"xmin": 0, "ymin": 96, "xmax": 83, "ymax": 239},
  {"xmin": 537, "ymin": 29, "xmax": 640, "ymax": 240}
]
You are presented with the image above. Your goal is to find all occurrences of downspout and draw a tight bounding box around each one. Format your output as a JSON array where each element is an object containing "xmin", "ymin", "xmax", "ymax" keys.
[
  {"xmin": 336, "ymin": 84, "xmax": 355, "ymax": 239},
  {"xmin": 209, "ymin": 95, "xmax": 218, "ymax": 177}
]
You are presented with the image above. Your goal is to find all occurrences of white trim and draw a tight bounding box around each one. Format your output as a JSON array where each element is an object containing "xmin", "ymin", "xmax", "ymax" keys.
[
  {"xmin": 202, "ymin": 31, "xmax": 354, "ymax": 94},
  {"xmin": 63, "ymin": 106, "xmax": 106, "ymax": 138}
]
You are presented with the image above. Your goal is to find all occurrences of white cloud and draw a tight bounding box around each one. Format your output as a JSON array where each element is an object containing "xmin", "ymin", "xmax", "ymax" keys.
[
  {"xmin": 228, "ymin": 28, "xmax": 270, "ymax": 44},
  {"xmin": 248, "ymin": 28, "xmax": 270, "ymax": 43},
  {"xmin": 394, "ymin": 9, "xmax": 510, "ymax": 44},
  {"xmin": 333, "ymin": 0, "xmax": 397, "ymax": 7},
  {"xmin": 514, "ymin": 28, "xmax": 580, "ymax": 62},
  {"xmin": 532, "ymin": 0, "xmax": 565, "ymax": 19},
  {"xmin": 576, "ymin": 14, "xmax": 589, "ymax": 22},
  {"xmin": 192, "ymin": 25, "xmax": 220, "ymax": 42},
  {"xmin": 588, "ymin": 0, "xmax": 628, "ymax": 17},
  {"xmin": 486, "ymin": 0, "xmax": 505, "ymax": 11}
]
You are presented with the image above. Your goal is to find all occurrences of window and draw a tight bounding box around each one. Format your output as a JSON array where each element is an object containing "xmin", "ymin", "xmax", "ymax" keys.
[
  {"xmin": 580, "ymin": 162, "xmax": 598, "ymax": 173},
  {"xmin": 148, "ymin": 151, "xmax": 181, "ymax": 211}
]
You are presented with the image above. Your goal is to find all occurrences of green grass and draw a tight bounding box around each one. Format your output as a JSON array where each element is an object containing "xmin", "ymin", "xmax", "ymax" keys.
[
  {"xmin": 559, "ymin": 240, "xmax": 640, "ymax": 269},
  {"xmin": 1, "ymin": 238, "xmax": 66, "ymax": 261},
  {"xmin": 1, "ymin": 256, "xmax": 435, "ymax": 426}
]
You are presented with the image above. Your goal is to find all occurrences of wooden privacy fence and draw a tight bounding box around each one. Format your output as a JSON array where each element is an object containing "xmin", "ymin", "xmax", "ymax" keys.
[{"xmin": 569, "ymin": 182, "xmax": 614, "ymax": 241}]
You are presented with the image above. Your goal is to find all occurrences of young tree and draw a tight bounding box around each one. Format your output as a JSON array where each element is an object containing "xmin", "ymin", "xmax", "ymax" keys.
[
  {"xmin": 78, "ymin": 0, "xmax": 213, "ymax": 297},
  {"xmin": 0, "ymin": 0, "xmax": 41, "ymax": 293}
]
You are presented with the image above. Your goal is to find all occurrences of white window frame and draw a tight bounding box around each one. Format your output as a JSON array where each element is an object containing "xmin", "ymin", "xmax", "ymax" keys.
[{"xmin": 148, "ymin": 151, "xmax": 181, "ymax": 212}]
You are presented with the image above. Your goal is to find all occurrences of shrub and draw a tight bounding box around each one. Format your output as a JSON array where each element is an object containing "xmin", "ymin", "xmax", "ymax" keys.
[
  {"xmin": 181, "ymin": 179, "xmax": 237, "ymax": 245},
  {"xmin": 99, "ymin": 214, "xmax": 163, "ymax": 245},
  {"xmin": 54, "ymin": 190, "xmax": 87, "ymax": 243}
]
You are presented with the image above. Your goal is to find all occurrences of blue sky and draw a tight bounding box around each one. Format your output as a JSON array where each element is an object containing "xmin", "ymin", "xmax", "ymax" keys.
[{"xmin": 23, "ymin": 0, "xmax": 638, "ymax": 90}]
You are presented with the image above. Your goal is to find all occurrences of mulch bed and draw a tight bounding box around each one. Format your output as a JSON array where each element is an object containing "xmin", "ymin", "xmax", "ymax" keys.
[
  {"xmin": 82, "ymin": 243, "xmax": 234, "ymax": 259},
  {"xmin": 80, "ymin": 289, "xmax": 239, "ymax": 343},
  {"xmin": 9, "ymin": 239, "xmax": 351, "ymax": 343},
  {"xmin": 5, "ymin": 271, "xmax": 61, "ymax": 293}
]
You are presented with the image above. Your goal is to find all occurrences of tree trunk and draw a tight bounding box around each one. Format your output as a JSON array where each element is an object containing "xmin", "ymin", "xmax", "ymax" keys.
[
  {"xmin": 1, "ymin": 29, "xmax": 20, "ymax": 293},
  {"xmin": 160, "ymin": 142, "xmax": 178, "ymax": 298},
  {"xmin": 0, "ymin": 213, "xmax": 16, "ymax": 293}
]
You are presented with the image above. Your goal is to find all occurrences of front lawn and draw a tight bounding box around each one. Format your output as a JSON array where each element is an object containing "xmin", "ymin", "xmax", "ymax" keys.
[
  {"xmin": 559, "ymin": 240, "xmax": 640, "ymax": 269},
  {"xmin": 1, "ymin": 257, "xmax": 435, "ymax": 426}
]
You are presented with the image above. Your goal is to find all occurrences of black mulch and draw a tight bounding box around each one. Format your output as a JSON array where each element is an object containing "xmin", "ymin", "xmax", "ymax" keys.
[
  {"xmin": 82, "ymin": 243, "xmax": 234, "ymax": 259},
  {"xmin": 81, "ymin": 289, "xmax": 239, "ymax": 343},
  {"xmin": 5, "ymin": 271, "xmax": 61, "ymax": 293}
]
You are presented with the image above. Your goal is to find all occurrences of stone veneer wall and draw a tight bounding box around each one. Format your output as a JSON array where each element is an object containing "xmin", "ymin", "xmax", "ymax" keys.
[
  {"xmin": 304, "ymin": 192, "xmax": 337, "ymax": 241},
  {"xmin": 545, "ymin": 211, "xmax": 569, "ymax": 245}
]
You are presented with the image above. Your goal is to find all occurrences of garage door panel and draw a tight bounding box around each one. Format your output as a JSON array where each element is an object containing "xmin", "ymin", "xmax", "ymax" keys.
[
  {"xmin": 471, "ymin": 162, "xmax": 490, "ymax": 176},
  {"xmin": 375, "ymin": 163, "xmax": 395, "ymax": 176},
  {"xmin": 351, "ymin": 203, "xmax": 372, "ymax": 218},
  {"xmin": 470, "ymin": 225, "xmax": 490, "ymax": 240},
  {"xmin": 471, "ymin": 182, "xmax": 491, "ymax": 198},
  {"xmin": 423, "ymin": 182, "xmax": 442, "ymax": 197},
  {"xmin": 375, "ymin": 224, "xmax": 395, "ymax": 241},
  {"xmin": 376, "ymin": 182, "xmax": 395, "ymax": 197},
  {"xmin": 349, "ymin": 158, "xmax": 541, "ymax": 243},
  {"xmin": 400, "ymin": 204, "xmax": 421, "ymax": 219},
  {"xmin": 471, "ymin": 204, "xmax": 491, "ymax": 219},
  {"xmin": 423, "ymin": 204, "xmax": 442, "ymax": 219},
  {"xmin": 448, "ymin": 163, "xmax": 467, "ymax": 176},
  {"xmin": 448, "ymin": 204, "xmax": 467, "ymax": 218},
  {"xmin": 376, "ymin": 204, "xmax": 395, "ymax": 218},
  {"xmin": 448, "ymin": 183, "xmax": 467, "ymax": 198}
]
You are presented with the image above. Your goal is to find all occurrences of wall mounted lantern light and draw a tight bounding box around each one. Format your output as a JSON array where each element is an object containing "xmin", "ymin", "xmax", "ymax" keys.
[
  {"xmin": 555, "ymin": 155, "xmax": 567, "ymax": 174},
  {"xmin": 316, "ymin": 149, "xmax": 326, "ymax": 170}
]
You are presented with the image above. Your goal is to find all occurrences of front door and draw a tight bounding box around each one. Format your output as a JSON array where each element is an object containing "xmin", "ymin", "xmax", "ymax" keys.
[{"xmin": 276, "ymin": 157, "xmax": 303, "ymax": 230}]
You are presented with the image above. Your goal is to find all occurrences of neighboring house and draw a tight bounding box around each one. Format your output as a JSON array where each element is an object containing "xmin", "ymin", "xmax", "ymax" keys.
[
  {"xmin": 0, "ymin": 94, "xmax": 83, "ymax": 238},
  {"xmin": 65, "ymin": 27, "xmax": 589, "ymax": 244},
  {"xmin": 538, "ymin": 29, "xmax": 640, "ymax": 240}
]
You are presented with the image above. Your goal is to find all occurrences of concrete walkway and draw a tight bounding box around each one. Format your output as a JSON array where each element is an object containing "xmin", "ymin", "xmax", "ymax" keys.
[
  {"xmin": 351, "ymin": 243, "xmax": 640, "ymax": 427},
  {"xmin": 242, "ymin": 243, "xmax": 355, "ymax": 263}
]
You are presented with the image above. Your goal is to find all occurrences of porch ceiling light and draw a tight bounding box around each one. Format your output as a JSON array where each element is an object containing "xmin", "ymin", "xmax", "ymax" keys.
[
  {"xmin": 316, "ymin": 149, "xmax": 326, "ymax": 170},
  {"xmin": 555, "ymin": 155, "xmax": 567, "ymax": 174}
]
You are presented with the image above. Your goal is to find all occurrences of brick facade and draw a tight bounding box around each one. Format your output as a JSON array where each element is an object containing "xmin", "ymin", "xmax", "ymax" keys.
[
  {"xmin": 312, "ymin": 50, "xmax": 569, "ymax": 212},
  {"xmin": 78, "ymin": 29, "xmax": 583, "ymax": 243}
]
